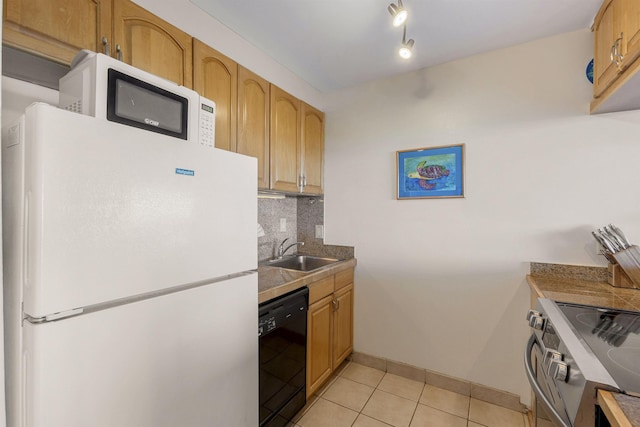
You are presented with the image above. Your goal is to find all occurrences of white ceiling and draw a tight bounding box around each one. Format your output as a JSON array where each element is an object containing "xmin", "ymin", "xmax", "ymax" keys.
[{"xmin": 189, "ymin": 0, "xmax": 602, "ymax": 93}]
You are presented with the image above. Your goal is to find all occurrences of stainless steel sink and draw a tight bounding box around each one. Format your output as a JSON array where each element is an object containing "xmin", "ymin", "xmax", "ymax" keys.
[{"xmin": 266, "ymin": 255, "xmax": 339, "ymax": 272}]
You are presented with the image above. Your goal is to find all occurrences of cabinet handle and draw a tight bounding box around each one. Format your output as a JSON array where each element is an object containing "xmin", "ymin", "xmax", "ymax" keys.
[
  {"xmin": 101, "ymin": 36, "xmax": 110, "ymax": 56},
  {"xmin": 332, "ymin": 299, "xmax": 338, "ymax": 312},
  {"xmin": 116, "ymin": 44, "xmax": 123, "ymax": 61},
  {"xmin": 611, "ymin": 34, "xmax": 624, "ymax": 66},
  {"xmin": 303, "ymin": 175, "xmax": 307, "ymax": 187},
  {"xmin": 298, "ymin": 175, "xmax": 304, "ymax": 193}
]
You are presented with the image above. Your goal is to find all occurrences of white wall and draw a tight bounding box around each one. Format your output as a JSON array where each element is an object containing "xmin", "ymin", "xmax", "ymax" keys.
[
  {"xmin": 323, "ymin": 29, "xmax": 640, "ymax": 404},
  {"xmin": 131, "ymin": 0, "xmax": 325, "ymax": 109}
]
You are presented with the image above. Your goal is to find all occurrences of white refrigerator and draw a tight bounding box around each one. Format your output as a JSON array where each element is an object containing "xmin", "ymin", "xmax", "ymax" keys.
[{"xmin": 2, "ymin": 103, "xmax": 258, "ymax": 427}]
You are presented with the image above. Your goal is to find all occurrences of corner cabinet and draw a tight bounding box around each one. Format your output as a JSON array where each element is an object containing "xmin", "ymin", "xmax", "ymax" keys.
[
  {"xmin": 593, "ymin": 0, "xmax": 624, "ymax": 97},
  {"xmin": 306, "ymin": 268, "xmax": 354, "ymax": 398},
  {"xmin": 193, "ymin": 39, "xmax": 237, "ymax": 151},
  {"xmin": 112, "ymin": 0, "xmax": 192, "ymax": 87},
  {"xmin": 3, "ymin": 0, "xmax": 112, "ymax": 64},
  {"xmin": 591, "ymin": 0, "xmax": 640, "ymax": 113},
  {"xmin": 238, "ymin": 66, "xmax": 270, "ymax": 189}
]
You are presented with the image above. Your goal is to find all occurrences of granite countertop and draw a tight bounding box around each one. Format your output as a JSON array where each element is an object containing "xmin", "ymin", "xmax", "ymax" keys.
[
  {"xmin": 258, "ymin": 258, "xmax": 357, "ymax": 304},
  {"xmin": 528, "ymin": 262, "xmax": 640, "ymax": 427}
]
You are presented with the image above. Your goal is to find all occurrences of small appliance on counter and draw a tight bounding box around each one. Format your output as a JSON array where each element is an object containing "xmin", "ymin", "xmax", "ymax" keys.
[
  {"xmin": 526, "ymin": 299, "xmax": 640, "ymax": 427},
  {"xmin": 592, "ymin": 224, "xmax": 640, "ymax": 288}
]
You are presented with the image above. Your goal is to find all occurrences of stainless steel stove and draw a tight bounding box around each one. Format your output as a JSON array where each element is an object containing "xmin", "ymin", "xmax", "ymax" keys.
[{"xmin": 525, "ymin": 298, "xmax": 640, "ymax": 427}]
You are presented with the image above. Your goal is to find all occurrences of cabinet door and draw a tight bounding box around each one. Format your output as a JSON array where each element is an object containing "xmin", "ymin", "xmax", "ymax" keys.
[
  {"xmin": 623, "ymin": 0, "xmax": 640, "ymax": 66},
  {"xmin": 270, "ymin": 85, "xmax": 302, "ymax": 193},
  {"xmin": 3, "ymin": 0, "xmax": 112, "ymax": 64},
  {"xmin": 238, "ymin": 66, "xmax": 270, "ymax": 189},
  {"xmin": 193, "ymin": 39, "xmax": 237, "ymax": 152},
  {"xmin": 307, "ymin": 295, "xmax": 333, "ymax": 398},
  {"xmin": 594, "ymin": 0, "xmax": 624, "ymax": 97},
  {"xmin": 113, "ymin": 0, "xmax": 192, "ymax": 87},
  {"xmin": 301, "ymin": 103, "xmax": 324, "ymax": 195},
  {"xmin": 333, "ymin": 283, "xmax": 354, "ymax": 368}
]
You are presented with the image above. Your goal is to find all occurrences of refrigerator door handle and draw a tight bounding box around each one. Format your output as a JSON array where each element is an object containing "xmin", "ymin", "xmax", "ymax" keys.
[{"xmin": 26, "ymin": 308, "xmax": 84, "ymax": 324}]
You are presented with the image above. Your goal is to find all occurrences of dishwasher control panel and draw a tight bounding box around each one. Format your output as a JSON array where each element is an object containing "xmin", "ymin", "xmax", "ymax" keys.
[{"xmin": 259, "ymin": 317, "xmax": 276, "ymax": 337}]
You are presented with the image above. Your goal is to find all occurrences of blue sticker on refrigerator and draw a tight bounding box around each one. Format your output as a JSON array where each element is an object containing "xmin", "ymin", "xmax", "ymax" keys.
[{"xmin": 175, "ymin": 168, "xmax": 195, "ymax": 176}]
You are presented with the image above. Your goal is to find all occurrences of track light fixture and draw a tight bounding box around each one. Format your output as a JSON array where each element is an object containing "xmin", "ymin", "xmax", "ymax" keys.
[
  {"xmin": 399, "ymin": 25, "xmax": 415, "ymax": 59},
  {"xmin": 388, "ymin": 0, "xmax": 415, "ymax": 60},
  {"xmin": 388, "ymin": 0, "xmax": 408, "ymax": 27}
]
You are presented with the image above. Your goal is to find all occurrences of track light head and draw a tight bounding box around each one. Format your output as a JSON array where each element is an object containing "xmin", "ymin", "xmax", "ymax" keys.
[
  {"xmin": 399, "ymin": 39, "xmax": 414, "ymax": 59},
  {"xmin": 388, "ymin": 0, "xmax": 407, "ymax": 27},
  {"xmin": 399, "ymin": 25, "xmax": 414, "ymax": 59}
]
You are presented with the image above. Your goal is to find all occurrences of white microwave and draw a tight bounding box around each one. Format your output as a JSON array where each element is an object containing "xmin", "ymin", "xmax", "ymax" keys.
[{"xmin": 59, "ymin": 50, "xmax": 215, "ymax": 146}]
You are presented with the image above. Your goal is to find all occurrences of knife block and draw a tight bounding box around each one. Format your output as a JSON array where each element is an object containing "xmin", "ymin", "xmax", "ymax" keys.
[
  {"xmin": 608, "ymin": 263, "xmax": 636, "ymax": 288},
  {"xmin": 608, "ymin": 245, "xmax": 640, "ymax": 289}
]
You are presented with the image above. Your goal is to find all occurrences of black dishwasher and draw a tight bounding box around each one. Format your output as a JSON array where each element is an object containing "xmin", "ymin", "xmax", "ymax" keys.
[{"xmin": 258, "ymin": 287, "xmax": 308, "ymax": 427}]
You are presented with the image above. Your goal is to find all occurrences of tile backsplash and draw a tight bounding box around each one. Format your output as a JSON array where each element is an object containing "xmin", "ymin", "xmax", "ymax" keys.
[
  {"xmin": 258, "ymin": 195, "xmax": 354, "ymax": 262},
  {"xmin": 258, "ymin": 196, "xmax": 298, "ymax": 261}
]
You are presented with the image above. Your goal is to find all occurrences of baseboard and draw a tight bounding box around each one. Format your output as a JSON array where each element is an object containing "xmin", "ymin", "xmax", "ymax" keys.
[{"xmin": 350, "ymin": 351, "xmax": 527, "ymax": 413}]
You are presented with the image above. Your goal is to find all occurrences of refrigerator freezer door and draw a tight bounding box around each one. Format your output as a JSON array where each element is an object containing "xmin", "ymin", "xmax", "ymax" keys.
[
  {"xmin": 18, "ymin": 104, "xmax": 257, "ymax": 318},
  {"xmin": 19, "ymin": 273, "xmax": 258, "ymax": 427}
]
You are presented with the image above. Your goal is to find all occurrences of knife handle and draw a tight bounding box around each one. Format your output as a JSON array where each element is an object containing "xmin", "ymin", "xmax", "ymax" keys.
[
  {"xmin": 593, "ymin": 231, "xmax": 616, "ymax": 253},
  {"xmin": 609, "ymin": 224, "xmax": 631, "ymax": 248}
]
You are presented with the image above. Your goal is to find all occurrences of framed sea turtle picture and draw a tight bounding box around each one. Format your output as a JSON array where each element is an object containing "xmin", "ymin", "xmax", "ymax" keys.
[{"xmin": 396, "ymin": 144, "xmax": 465, "ymax": 199}]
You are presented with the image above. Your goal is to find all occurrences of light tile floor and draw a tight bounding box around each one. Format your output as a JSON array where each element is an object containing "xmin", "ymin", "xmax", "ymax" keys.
[{"xmin": 292, "ymin": 362, "xmax": 529, "ymax": 427}]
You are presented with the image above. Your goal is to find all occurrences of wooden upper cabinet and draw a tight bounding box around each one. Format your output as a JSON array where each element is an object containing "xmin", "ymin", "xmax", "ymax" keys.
[
  {"xmin": 270, "ymin": 85, "xmax": 302, "ymax": 193},
  {"xmin": 623, "ymin": 0, "xmax": 640, "ymax": 67},
  {"xmin": 594, "ymin": 0, "xmax": 624, "ymax": 97},
  {"xmin": 301, "ymin": 103, "xmax": 324, "ymax": 195},
  {"xmin": 3, "ymin": 0, "xmax": 112, "ymax": 64},
  {"xmin": 238, "ymin": 66, "xmax": 270, "ymax": 189},
  {"xmin": 193, "ymin": 39, "xmax": 237, "ymax": 152},
  {"xmin": 113, "ymin": 0, "xmax": 192, "ymax": 87}
]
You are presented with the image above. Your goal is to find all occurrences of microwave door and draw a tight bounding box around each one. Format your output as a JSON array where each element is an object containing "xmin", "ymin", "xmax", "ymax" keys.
[{"xmin": 107, "ymin": 68, "xmax": 188, "ymax": 139}]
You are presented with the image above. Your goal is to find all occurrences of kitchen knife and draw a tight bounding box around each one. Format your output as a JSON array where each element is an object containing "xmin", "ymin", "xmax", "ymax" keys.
[
  {"xmin": 592, "ymin": 231, "xmax": 616, "ymax": 253},
  {"xmin": 598, "ymin": 228, "xmax": 623, "ymax": 252},
  {"xmin": 608, "ymin": 224, "xmax": 631, "ymax": 248},
  {"xmin": 602, "ymin": 226, "xmax": 627, "ymax": 250}
]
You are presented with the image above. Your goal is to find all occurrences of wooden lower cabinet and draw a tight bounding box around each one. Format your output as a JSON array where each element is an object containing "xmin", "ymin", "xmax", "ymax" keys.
[
  {"xmin": 307, "ymin": 294, "xmax": 334, "ymax": 397},
  {"xmin": 333, "ymin": 283, "xmax": 354, "ymax": 367},
  {"xmin": 306, "ymin": 268, "xmax": 354, "ymax": 398}
]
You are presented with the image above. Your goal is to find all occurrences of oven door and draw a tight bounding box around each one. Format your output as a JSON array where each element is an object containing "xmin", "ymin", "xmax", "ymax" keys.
[{"xmin": 525, "ymin": 334, "xmax": 572, "ymax": 427}]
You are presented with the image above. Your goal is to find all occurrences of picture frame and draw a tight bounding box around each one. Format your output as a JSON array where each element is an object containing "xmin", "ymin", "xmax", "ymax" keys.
[{"xmin": 396, "ymin": 144, "xmax": 465, "ymax": 199}]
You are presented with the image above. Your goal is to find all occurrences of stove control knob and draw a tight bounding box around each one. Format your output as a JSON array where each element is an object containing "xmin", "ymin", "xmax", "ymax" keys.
[
  {"xmin": 548, "ymin": 360, "xmax": 569, "ymax": 382},
  {"xmin": 528, "ymin": 314, "xmax": 545, "ymax": 330},
  {"xmin": 543, "ymin": 349, "xmax": 562, "ymax": 366},
  {"xmin": 526, "ymin": 310, "xmax": 541, "ymax": 321}
]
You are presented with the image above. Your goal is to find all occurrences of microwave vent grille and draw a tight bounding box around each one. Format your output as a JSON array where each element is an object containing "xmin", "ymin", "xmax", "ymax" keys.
[{"xmin": 63, "ymin": 100, "xmax": 83, "ymax": 114}]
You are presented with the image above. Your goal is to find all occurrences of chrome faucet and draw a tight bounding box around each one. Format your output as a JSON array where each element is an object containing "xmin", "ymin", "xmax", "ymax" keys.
[{"xmin": 277, "ymin": 238, "xmax": 305, "ymax": 259}]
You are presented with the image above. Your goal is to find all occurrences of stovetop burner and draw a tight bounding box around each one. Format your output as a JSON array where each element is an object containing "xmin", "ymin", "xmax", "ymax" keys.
[{"xmin": 558, "ymin": 303, "xmax": 640, "ymax": 396}]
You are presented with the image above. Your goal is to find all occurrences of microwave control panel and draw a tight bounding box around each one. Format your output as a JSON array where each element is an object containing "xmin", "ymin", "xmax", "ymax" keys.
[{"xmin": 198, "ymin": 98, "xmax": 216, "ymax": 147}]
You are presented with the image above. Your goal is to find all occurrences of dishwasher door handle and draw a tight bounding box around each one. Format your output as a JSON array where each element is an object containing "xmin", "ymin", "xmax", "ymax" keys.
[{"xmin": 524, "ymin": 334, "xmax": 571, "ymax": 427}]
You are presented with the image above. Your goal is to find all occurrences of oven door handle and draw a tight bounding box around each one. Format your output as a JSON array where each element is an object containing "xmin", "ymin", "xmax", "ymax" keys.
[{"xmin": 524, "ymin": 334, "xmax": 571, "ymax": 427}]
